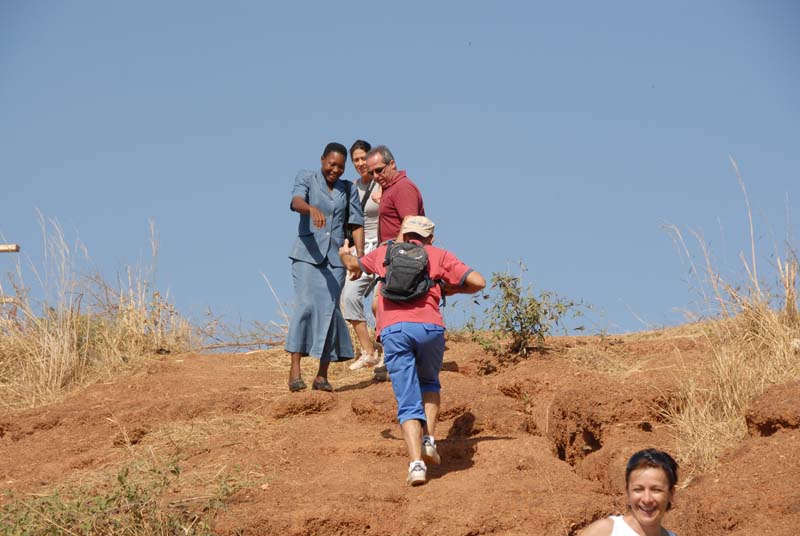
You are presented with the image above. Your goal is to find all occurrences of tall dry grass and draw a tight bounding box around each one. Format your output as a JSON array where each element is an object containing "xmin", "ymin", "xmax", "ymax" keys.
[
  {"xmin": 663, "ymin": 159, "xmax": 800, "ymax": 478},
  {"xmin": 0, "ymin": 218, "xmax": 196, "ymax": 409}
]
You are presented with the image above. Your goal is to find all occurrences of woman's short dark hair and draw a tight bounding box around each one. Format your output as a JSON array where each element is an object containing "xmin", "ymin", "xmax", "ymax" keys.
[
  {"xmin": 625, "ymin": 448, "xmax": 679, "ymax": 509},
  {"xmin": 349, "ymin": 139, "xmax": 371, "ymax": 158},
  {"xmin": 322, "ymin": 142, "xmax": 348, "ymax": 158}
]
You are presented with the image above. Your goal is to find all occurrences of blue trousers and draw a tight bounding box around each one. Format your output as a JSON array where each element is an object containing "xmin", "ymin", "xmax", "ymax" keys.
[{"xmin": 380, "ymin": 322, "xmax": 446, "ymax": 424}]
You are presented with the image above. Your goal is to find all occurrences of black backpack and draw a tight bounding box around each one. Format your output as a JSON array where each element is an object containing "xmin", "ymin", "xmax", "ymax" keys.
[{"xmin": 367, "ymin": 241, "xmax": 445, "ymax": 305}]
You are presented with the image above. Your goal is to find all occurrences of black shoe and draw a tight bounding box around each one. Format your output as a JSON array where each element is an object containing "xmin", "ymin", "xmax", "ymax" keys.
[
  {"xmin": 373, "ymin": 365, "xmax": 389, "ymax": 382},
  {"xmin": 288, "ymin": 378, "xmax": 307, "ymax": 392},
  {"xmin": 311, "ymin": 378, "xmax": 333, "ymax": 392}
]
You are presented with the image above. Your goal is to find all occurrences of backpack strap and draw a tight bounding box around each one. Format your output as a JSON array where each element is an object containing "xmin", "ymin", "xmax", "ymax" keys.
[
  {"xmin": 363, "ymin": 275, "xmax": 380, "ymax": 297},
  {"xmin": 363, "ymin": 240, "xmax": 392, "ymax": 297},
  {"xmin": 362, "ymin": 241, "xmax": 447, "ymax": 307},
  {"xmin": 361, "ymin": 180, "xmax": 376, "ymax": 211},
  {"xmin": 405, "ymin": 240, "xmax": 446, "ymax": 307},
  {"xmin": 382, "ymin": 240, "xmax": 394, "ymax": 266}
]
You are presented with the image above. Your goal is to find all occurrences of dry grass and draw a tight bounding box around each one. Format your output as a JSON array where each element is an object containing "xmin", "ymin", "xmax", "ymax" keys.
[
  {"xmin": 565, "ymin": 343, "xmax": 645, "ymax": 376},
  {"xmin": 0, "ymin": 218, "xmax": 197, "ymax": 409},
  {"xmin": 665, "ymin": 296, "xmax": 800, "ymax": 478},
  {"xmin": 662, "ymin": 159, "xmax": 800, "ymax": 477},
  {"xmin": 0, "ymin": 442, "xmax": 237, "ymax": 535},
  {"xmin": 564, "ymin": 326, "xmax": 705, "ymax": 377}
]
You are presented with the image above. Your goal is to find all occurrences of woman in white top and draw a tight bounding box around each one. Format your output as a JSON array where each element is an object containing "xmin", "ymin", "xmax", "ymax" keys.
[
  {"xmin": 579, "ymin": 449, "xmax": 679, "ymax": 536},
  {"xmin": 341, "ymin": 140, "xmax": 383, "ymax": 371}
]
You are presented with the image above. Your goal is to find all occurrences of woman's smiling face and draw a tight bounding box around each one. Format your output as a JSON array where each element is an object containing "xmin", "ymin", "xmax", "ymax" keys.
[
  {"xmin": 626, "ymin": 466, "xmax": 674, "ymax": 530},
  {"xmin": 320, "ymin": 151, "xmax": 346, "ymax": 184},
  {"xmin": 351, "ymin": 148, "xmax": 369, "ymax": 180}
]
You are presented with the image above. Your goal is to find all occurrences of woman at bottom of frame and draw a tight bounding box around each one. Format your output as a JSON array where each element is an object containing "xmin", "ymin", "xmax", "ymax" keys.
[{"xmin": 579, "ymin": 448, "xmax": 679, "ymax": 536}]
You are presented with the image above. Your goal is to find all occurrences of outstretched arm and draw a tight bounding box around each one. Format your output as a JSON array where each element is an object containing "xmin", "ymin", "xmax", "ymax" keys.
[
  {"xmin": 338, "ymin": 240, "xmax": 363, "ymax": 280},
  {"xmin": 444, "ymin": 270, "xmax": 486, "ymax": 296}
]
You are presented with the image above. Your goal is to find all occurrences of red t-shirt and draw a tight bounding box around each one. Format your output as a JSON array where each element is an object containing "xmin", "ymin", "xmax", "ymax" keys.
[
  {"xmin": 378, "ymin": 171, "xmax": 424, "ymax": 243},
  {"xmin": 359, "ymin": 242, "xmax": 473, "ymax": 333}
]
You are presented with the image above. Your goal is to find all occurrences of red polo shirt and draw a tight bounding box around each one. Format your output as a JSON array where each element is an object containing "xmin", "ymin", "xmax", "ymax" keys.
[
  {"xmin": 378, "ymin": 171, "xmax": 425, "ymax": 243},
  {"xmin": 359, "ymin": 242, "xmax": 473, "ymax": 332}
]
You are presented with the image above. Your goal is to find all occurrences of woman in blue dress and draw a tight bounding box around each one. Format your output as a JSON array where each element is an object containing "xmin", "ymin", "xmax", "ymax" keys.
[{"xmin": 286, "ymin": 142, "xmax": 364, "ymax": 392}]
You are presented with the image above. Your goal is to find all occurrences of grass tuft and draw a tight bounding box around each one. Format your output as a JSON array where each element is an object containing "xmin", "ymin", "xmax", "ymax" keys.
[
  {"xmin": 662, "ymin": 161, "xmax": 800, "ymax": 477},
  {"xmin": 0, "ymin": 453, "xmax": 236, "ymax": 535},
  {"xmin": 0, "ymin": 218, "xmax": 197, "ymax": 409}
]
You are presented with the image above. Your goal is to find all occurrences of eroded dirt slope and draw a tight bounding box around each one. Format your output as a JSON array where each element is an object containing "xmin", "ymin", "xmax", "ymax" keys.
[{"xmin": 1, "ymin": 329, "xmax": 798, "ymax": 535}]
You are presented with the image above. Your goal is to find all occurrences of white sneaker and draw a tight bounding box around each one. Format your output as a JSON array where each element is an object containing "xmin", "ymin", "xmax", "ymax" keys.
[
  {"xmin": 422, "ymin": 437, "xmax": 441, "ymax": 465},
  {"xmin": 407, "ymin": 460, "xmax": 427, "ymax": 486},
  {"xmin": 349, "ymin": 351, "xmax": 379, "ymax": 371}
]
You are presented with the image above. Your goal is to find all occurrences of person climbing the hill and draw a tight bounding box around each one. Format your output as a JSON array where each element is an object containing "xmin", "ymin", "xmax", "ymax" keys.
[
  {"xmin": 285, "ymin": 142, "xmax": 364, "ymax": 393},
  {"xmin": 579, "ymin": 448, "xmax": 680, "ymax": 536},
  {"xmin": 341, "ymin": 140, "xmax": 382, "ymax": 372},
  {"xmin": 339, "ymin": 215, "xmax": 485, "ymax": 486},
  {"xmin": 365, "ymin": 145, "xmax": 426, "ymax": 382}
]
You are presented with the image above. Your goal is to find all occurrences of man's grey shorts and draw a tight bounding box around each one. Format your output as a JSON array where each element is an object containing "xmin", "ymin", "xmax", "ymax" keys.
[
  {"xmin": 341, "ymin": 270, "xmax": 377, "ymax": 321},
  {"xmin": 341, "ymin": 240, "xmax": 378, "ymax": 322}
]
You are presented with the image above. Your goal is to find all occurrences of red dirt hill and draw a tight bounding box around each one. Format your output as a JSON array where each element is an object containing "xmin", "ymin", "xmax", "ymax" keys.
[{"xmin": 1, "ymin": 329, "xmax": 798, "ymax": 535}]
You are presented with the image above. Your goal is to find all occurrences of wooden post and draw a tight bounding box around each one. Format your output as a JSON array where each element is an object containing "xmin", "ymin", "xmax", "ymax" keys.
[{"xmin": 1, "ymin": 244, "xmax": 20, "ymax": 305}]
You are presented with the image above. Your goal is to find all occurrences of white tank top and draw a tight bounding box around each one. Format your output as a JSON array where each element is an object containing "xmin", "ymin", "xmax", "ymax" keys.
[
  {"xmin": 354, "ymin": 179, "xmax": 380, "ymax": 244},
  {"xmin": 610, "ymin": 515, "xmax": 677, "ymax": 536}
]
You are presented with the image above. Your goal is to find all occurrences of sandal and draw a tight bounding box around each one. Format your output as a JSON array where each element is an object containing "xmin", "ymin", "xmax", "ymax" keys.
[
  {"xmin": 311, "ymin": 378, "xmax": 333, "ymax": 392},
  {"xmin": 288, "ymin": 378, "xmax": 307, "ymax": 392}
]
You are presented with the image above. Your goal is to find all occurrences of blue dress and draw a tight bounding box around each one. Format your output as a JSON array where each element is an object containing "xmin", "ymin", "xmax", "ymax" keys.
[{"xmin": 285, "ymin": 169, "xmax": 363, "ymax": 360}]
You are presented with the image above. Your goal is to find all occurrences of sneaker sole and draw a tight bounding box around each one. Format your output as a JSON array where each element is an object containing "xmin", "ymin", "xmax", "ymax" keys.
[
  {"xmin": 407, "ymin": 474, "xmax": 426, "ymax": 486},
  {"xmin": 422, "ymin": 446, "xmax": 441, "ymax": 466}
]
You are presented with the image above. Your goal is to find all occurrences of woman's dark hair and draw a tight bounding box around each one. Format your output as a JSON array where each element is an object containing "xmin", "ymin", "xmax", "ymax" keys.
[
  {"xmin": 322, "ymin": 142, "xmax": 348, "ymax": 158},
  {"xmin": 349, "ymin": 139, "xmax": 371, "ymax": 158},
  {"xmin": 625, "ymin": 448, "xmax": 679, "ymax": 509}
]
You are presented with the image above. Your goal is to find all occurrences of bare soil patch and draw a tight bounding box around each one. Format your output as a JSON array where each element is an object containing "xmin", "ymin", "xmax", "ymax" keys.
[{"xmin": 1, "ymin": 329, "xmax": 797, "ymax": 535}]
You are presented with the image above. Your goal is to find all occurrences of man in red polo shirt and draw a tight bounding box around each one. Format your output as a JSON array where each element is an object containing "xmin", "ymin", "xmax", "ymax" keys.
[
  {"xmin": 365, "ymin": 145, "xmax": 426, "ymax": 381},
  {"xmin": 366, "ymin": 145, "xmax": 425, "ymax": 244},
  {"xmin": 339, "ymin": 215, "xmax": 486, "ymax": 486}
]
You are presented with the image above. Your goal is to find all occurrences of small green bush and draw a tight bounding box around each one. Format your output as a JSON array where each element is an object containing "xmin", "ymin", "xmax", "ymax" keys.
[{"xmin": 469, "ymin": 263, "xmax": 584, "ymax": 360}]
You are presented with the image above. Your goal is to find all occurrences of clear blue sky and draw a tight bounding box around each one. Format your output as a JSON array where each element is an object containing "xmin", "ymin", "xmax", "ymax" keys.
[{"xmin": 2, "ymin": 1, "xmax": 798, "ymax": 334}]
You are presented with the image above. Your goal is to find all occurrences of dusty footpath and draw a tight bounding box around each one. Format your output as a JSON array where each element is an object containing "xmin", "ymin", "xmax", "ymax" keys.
[{"xmin": 1, "ymin": 328, "xmax": 798, "ymax": 535}]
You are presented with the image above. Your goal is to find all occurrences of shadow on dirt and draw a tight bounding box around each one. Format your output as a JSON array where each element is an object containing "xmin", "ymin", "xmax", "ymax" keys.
[
  {"xmin": 335, "ymin": 378, "xmax": 381, "ymax": 392},
  {"xmin": 442, "ymin": 361, "xmax": 460, "ymax": 372},
  {"xmin": 428, "ymin": 434, "xmax": 512, "ymax": 482},
  {"xmin": 383, "ymin": 411, "xmax": 515, "ymax": 482}
]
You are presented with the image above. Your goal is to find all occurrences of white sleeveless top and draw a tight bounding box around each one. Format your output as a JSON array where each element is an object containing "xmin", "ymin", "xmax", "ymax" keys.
[
  {"xmin": 354, "ymin": 179, "xmax": 380, "ymax": 244},
  {"xmin": 610, "ymin": 516, "xmax": 677, "ymax": 536}
]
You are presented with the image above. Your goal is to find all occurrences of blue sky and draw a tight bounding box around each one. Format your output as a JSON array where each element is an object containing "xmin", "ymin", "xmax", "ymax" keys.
[{"xmin": 2, "ymin": 1, "xmax": 798, "ymax": 334}]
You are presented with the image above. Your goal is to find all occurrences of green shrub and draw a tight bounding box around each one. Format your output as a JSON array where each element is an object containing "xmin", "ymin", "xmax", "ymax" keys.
[{"xmin": 469, "ymin": 263, "xmax": 584, "ymax": 360}]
